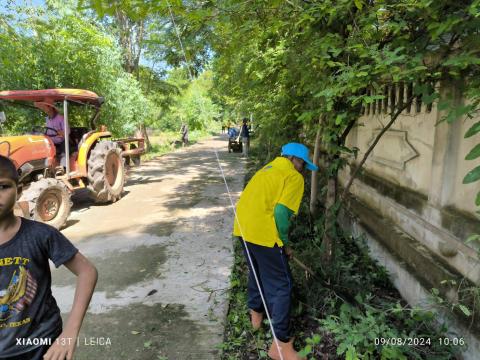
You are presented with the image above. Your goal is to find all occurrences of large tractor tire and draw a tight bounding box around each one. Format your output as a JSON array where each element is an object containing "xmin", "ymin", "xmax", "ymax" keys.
[
  {"xmin": 87, "ymin": 141, "xmax": 125, "ymax": 204},
  {"xmin": 19, "ymin": 178, "xmax": 72, "ymax": 229}
]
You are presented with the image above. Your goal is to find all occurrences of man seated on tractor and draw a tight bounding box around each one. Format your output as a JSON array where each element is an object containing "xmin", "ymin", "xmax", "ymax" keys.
[{"xmin": 34, "ymin": 101, "xmax": 68, "ymax": 167}]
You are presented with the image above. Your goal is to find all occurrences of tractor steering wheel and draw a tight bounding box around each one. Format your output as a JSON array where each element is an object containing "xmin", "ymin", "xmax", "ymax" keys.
[{"xmin": 31, "ymin": 126, "xmax": 60, "ymax": 137}]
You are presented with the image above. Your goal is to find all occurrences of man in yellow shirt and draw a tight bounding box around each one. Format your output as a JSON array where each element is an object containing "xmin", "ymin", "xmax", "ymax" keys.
[{"xmin": 233, "ymin": 143, "xmax": 318, "ymax": 360}]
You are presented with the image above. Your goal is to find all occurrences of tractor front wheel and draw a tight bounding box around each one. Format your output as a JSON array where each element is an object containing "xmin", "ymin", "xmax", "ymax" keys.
[
  {"xmin": 20, "ymin": 178, "xmax": 72, "ymax": 229},
  {"xmin": 87, "ymin": 141, "xmax": 125, "ymax": 203}
]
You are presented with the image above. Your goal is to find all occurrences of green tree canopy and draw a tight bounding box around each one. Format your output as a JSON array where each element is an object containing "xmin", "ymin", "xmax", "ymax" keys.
[{"xmin": 0, "ymin": 4, "xmax": 153, "ymax": 136}]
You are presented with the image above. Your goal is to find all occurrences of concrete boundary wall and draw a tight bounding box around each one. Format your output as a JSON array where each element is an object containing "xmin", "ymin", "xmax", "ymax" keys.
[
  {"xmin": 338, "ymin": 82, "xmax": 480, "ymax": 358},
  {"xmin": 343, "ymin": 171, "xmax": 480, "ymax": 284},
  {"xmin": 340, "ymin": 210, "xmax": 480, "ymax": 360}
]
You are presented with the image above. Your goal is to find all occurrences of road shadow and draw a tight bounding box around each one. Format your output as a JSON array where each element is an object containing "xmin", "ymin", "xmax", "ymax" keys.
[{"xmin": 62, "ymin": 219, "xmax": 80, "ymax": 230}]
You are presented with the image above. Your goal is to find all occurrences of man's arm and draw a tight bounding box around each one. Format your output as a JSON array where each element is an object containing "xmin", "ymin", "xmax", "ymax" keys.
[
  {"xmin": 274, "ymin": 203, "xmax": 294, "ymax": 246},
  {"xmin": 44, "ymin": 252, "xmax": 97, "ymax": 360},
  {"xmin": 57, "ymin": 116, "xmax": 66, "ymax": 138},
  {"xmin": 275, "ymin": 173, "xmax": 304, "ymax": 258}
]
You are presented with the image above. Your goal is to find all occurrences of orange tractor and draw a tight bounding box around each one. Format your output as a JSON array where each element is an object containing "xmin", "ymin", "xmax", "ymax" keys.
[{"xmin": 0, "ymin": 89, "xmax": 144, "ymax": 229}]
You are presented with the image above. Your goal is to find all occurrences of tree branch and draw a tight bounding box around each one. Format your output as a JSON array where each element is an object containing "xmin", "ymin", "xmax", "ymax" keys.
[{"xmin": 339, "ymin": 117, "xmax": 357, "ymax": 146}]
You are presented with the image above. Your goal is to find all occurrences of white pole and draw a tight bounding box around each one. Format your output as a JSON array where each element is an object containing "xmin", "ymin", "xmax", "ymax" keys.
[{"xmin": 63, "ymin": 99, "xmax": 70, "ymax": 177}]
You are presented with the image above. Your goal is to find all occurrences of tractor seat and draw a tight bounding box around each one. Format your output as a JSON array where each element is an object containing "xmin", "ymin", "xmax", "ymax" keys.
[{"xmin": 69, "ymin": 127, "xmax": 89, "ymax": 150}]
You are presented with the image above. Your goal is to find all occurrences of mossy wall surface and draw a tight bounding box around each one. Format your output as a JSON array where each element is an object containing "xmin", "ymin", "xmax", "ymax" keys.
[
  {"xmin": 341, "ymin": 198, "xmax": 480, "ymax": 337},
  {"xmin": 353, "ymin": 166, "xmax": 427, "ymax": 215}
]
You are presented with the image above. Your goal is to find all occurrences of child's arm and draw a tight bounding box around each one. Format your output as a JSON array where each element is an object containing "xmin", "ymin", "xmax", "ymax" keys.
[{"xmin": 44, "ymin": 252, "xmax": 97, "ymax": 360}]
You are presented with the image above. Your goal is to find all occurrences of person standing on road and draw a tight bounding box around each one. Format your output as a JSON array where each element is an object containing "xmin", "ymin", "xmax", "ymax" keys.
[
  {"xmin": 0, "ymin": 155, "xmax": 98, "ymax": 360},
  {"xmin": 233, "ymin": 143, "xmax": 318, "ymax": 360},
  {"xmin": 240, "ymin": 118, "xmax": 250, "ymax": 157},
  {"xmin": 180, "ymin": 122, "xmax": 189, "ymax": 147}
]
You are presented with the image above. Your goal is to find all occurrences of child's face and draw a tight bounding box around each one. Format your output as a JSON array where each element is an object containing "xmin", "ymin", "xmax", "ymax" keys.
[{"xmin": 0, "ymin": 177, "xmax": 18, "ymax": 219}]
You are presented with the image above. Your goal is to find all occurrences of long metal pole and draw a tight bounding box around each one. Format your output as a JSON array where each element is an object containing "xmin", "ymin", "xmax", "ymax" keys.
[{"xmin": 63, "ymin": 98, "xmax": 70, "ymax": 177}]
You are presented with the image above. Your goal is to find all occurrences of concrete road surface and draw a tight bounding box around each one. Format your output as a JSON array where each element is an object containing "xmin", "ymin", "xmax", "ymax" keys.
[{"xmin": 51, "ymin": 135, "xmax": 246, "ymax": 360}]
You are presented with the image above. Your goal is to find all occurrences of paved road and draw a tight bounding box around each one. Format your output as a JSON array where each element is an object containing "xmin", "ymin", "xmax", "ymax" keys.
[{"xmin": 51, "ymin": 135, "xmax": 246, "ymax": 359}]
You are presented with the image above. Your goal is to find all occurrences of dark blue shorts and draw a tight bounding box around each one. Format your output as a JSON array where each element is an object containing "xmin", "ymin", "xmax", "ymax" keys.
[{"xmin": 240, "ymin": 239, "xmax": 293, "ymax": 341}]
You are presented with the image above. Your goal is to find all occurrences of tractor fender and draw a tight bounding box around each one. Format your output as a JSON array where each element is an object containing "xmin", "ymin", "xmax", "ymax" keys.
[{"xmin": 76, "ymin": 131, "xmax": 111, "ymax": 176}]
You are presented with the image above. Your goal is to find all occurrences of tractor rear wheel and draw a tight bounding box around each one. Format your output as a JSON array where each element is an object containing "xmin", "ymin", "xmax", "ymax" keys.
[
  {"xmin": 87, "ymin": 141, "xmax": 125, "ymax": 203},
  {"xmin": 20, "ymin": 178, "xmax": 72, "ymax": 229}
]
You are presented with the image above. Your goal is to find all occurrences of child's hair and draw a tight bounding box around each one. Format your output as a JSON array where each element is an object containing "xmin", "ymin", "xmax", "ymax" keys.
[{"xmin": 0, "ymin": 155, "xmax": 19, "ymax": 184}]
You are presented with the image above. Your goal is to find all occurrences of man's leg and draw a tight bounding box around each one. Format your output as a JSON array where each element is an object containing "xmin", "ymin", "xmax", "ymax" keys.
[
  {"xmin": 241, "ymin": 239, "xmax": 264, "ymax": 313},
  {"xmin": 251, "ymin": 244, "xmax": 292, "ymax": 342},
  {"xmin": 54, "ymin": 141, "xmax": 66, "ymax": 173}
]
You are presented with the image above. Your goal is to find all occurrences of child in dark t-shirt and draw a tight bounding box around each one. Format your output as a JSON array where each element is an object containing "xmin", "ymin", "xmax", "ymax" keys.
[{"xmin": 0, "ymin": 155, "xmax": 97, "ymax": 360}]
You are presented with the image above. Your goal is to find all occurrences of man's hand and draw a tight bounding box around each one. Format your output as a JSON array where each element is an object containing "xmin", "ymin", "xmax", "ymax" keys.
[
  {"xmin": 44, "ymin": 332, "xmax": 76, "ymax": 360},
  {"xmin": 284, "ymin": 246, "xmax": 294, "ymax": 260}
]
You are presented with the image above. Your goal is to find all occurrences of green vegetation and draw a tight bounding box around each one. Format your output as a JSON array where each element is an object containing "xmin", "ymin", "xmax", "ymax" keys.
[
  {"xmin": 0, "ymin": 4, "xmax": 150, "ymax": 135},
  {"xmin": 1, "ymin": 0, "xmax": 480, "ymax": 357},
  {"xmin": 0, "ymin": 1, "xmax": 221, "ymax": 140},
  {"xmin": 196, "ymin": 0, "xmax": 480, "ymax": 263},
  {"xmin": 154, "ymin": 69, "xmax": 220, "ymax": 132}
]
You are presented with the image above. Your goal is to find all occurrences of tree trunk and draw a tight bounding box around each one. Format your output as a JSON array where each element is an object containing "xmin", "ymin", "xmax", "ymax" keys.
[
  {"xmin": 139, "ymin": 123, "xmax": 151, "ymax": 151},
  {"xmin": 115, "ymin": 9, "xmax": 131, "ymax": 73},
  {"xmin": 322, "ymin": 157, "xmax": 337, "ymax": 265},
  {"xmin": 310, "ymin": 118, "xmax": 323, "ymax": 216},
  {"xmin": 114, "ymin": 9, "xmax": 144, "ymax": 76},
  {"xmin": 134, "ymin": 20, "xmax": 145, "ymax": 80}
]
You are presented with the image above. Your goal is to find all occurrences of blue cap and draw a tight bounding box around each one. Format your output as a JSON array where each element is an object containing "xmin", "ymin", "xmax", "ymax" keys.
[{"xmin": 281, "ymin": 143, "xmax": 318, "ymax": 171}]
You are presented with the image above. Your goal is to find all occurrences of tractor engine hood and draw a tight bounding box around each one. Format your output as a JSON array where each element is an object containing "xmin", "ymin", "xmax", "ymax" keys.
[{"xmin": 0, "ymin": 135, "xmax": 55, "ymax": 174}]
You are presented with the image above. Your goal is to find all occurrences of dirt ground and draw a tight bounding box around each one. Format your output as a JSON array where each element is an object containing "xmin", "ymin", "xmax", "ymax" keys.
[{"xmin": 51, "ymin": 135, "xmax": 246, "ymax": 360}]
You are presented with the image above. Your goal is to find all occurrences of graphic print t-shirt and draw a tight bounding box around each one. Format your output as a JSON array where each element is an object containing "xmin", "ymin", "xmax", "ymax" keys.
[{"xmin": 0, "ymin": 218, "xmax": 78, "ymax": 357}]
